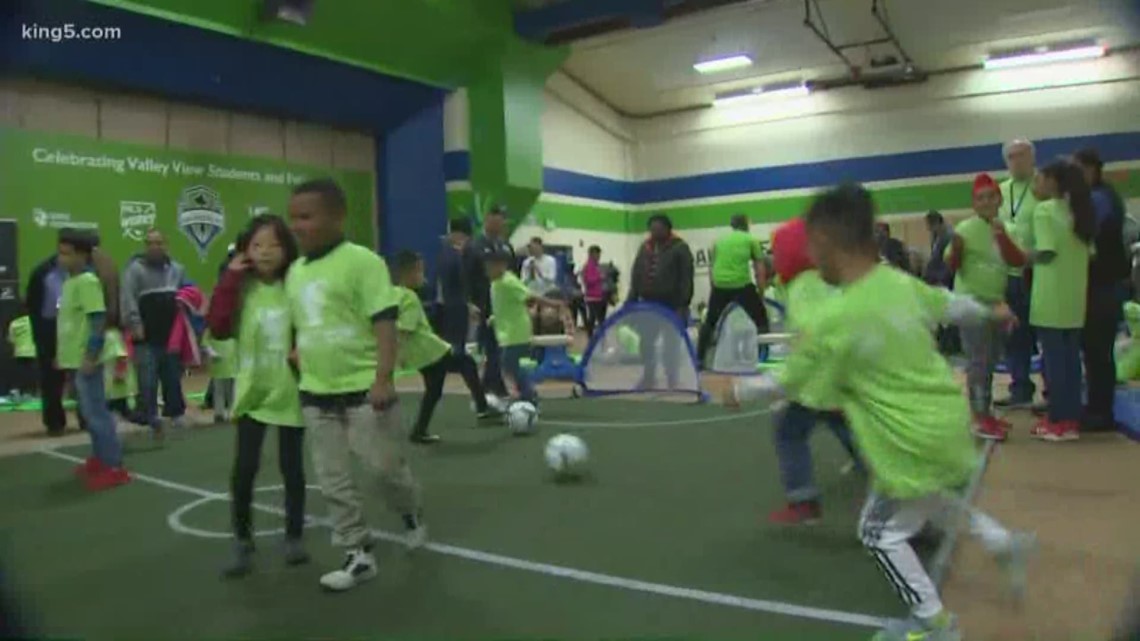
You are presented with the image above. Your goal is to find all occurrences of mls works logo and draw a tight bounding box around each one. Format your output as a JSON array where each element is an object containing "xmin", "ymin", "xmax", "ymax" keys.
[
  {"xmin": 120, "ymin": 201, "xmax": 157, "ymax": 241},
  {"xmin": 177, "ymin": 185, "xmax": 225, "ymax": 262}
]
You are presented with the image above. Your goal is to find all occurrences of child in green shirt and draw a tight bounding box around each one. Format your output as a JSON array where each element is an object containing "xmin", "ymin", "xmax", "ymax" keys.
[
  {"xmin": 202, "ymin": 330, "xmax": 237, "ymax": 423},
  {"xmin": 391, "ymin": 251, "xmax": 499, "ymax": 444},
  {"xmin": 731, "ymin": 185, "xmax": 1034, "ymax": 641},
  {"xmin": 944, "ymin": 174, "xmax": 1026, "ymax": 441},
  {"xmin": 5, "ymin": 303, "xmax": 37, "ymax": 401},
  {"xmin": 56, "ymin": 229, "xmax": 130, "ymax": 491},
  {"xmin": 104, "ymin": 328, "xmax": 137, "ymax": 419},
  {"xmin": 485, "ymin": 249, "xmax": 565, "ymax": 404}
]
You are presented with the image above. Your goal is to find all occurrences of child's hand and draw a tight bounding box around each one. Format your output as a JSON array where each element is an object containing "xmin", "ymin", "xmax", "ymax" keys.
[{"xmin": 227, "ymin": 252, "xmax": 251, "ymax": 273}]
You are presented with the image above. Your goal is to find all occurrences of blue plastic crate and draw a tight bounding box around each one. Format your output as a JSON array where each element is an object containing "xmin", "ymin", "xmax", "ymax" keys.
[{"xmin": 1112, "ymin": 387, "xmax": 1140, "ymax": 442}]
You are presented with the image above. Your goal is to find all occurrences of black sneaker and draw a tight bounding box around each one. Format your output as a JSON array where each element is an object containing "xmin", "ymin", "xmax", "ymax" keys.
[
  {"xmin": 283, "ymin": 538, "xmax": 310, "ymax": 566},
  {"xmin": 221, "ymin": 540, "xmax": 255, "ymax": 579}
]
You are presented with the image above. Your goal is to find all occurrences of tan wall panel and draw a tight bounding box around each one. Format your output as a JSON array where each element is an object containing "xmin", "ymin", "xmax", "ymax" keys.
[
  {"xmin": 99, "ymin": 93, "xmax": 167, "ymax": 145},
  {"xmin": 332, "ymin": 130, "xmax": 375, "ymax": 172},
  {"xmin": 284, "ymin": 120, "xmax": 334, "ymax": 166},
  {"xmin": 229, "ymin": 113, "xmax": 284, "ymax": 159},
  {"xmin": 19, "ymin": 82, "xmax": 98, "ymax": 136},
  {"xmin": 167, "ymin": 103, "xmax": 229, "ymax": 153}
]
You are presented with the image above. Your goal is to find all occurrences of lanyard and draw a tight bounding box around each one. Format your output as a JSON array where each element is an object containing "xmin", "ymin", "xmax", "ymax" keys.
[{"xmin": 1009, "ymin": 181, "xmax": 1031, "ymax": 219}]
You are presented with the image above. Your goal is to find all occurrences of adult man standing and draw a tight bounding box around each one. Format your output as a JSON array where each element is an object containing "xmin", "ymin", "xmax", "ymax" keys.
[
  {"xmin": 24, "ymin": 235, "xmax": 69, "ymax": 436},
  {"xmin": 696, "ymin": 214, "xmax": 768, "ymax": 366},
  {"xmin": 924, "ymin": 210, "xmax": 959, "ymax": 354},
  {"xmin": 629, "ymin": 214, "xmax": 694, "ymax": 389},
  {"xmin": 121, "ymin": 229, "xmax": 188, "ymax": 435},
  {"xmin": 996, "ymin": 138, "xmax": 1039, "ymax": 408},
  {"xmin": 874, "ymin": 222, "xmax": 909, "ymax": 270},
  {"xmin": 521, "ymin": 237, "xmax": 558, "ymax": 295},
  {"xmin": 466, "ymin": 206, "xmax": 514, "ymax": 398}
]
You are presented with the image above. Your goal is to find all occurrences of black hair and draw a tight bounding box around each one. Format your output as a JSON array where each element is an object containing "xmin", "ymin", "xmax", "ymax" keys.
[
  {"xmin": 588, "ymin": 245, "xmax": 601, "ymax": 254},
  {"xmin": 804, "ymin": 183, "xmax": 877, "ymax": 251},
  {"xmin": 58, "ymin": 227, "xmax": 96, "ymax": 255},
  {"xmin": 1073, "ymin": 148, "xmax": 1104, "ymax": 186},
  {"xmin": 530, "ymin": 237, "xmax": 543, "ymax": 246},
  {"xmin": 292, "ymin": 178, "xmax": 347, "ymax": 214},
  {"xmin": 1040, "ymin": 159, "xmax": 1095, "ymax": 245},
  {"xmin": 647, "ymin": 213, "xmax": 672, "ymax": 231},
  {"xmin": 393, "ymin": 250, "xmax": 423, "ymax": 276},
  {"xmin": 730, "ymin": 214, "xmax": 749, "ymax": 231},
  {"xmin": 242, "ymin": 213, "xmax": 299, "ymax": 280},
  {"xmin": 925, "ymin": 210, "xmax": 944, "ymax": 226},
  {"xmin": 449, "ymin": 218, "xmax": 473, "ymax": 235}
]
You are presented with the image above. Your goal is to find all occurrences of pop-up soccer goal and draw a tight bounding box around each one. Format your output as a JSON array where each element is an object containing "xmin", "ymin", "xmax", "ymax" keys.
[{"xmin": 576, "ymin": 302, "xmax": 703, "ymax": 401}]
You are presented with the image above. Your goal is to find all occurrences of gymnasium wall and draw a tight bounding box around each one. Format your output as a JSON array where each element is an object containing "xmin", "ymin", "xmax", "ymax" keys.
[
  {"xmin": 0, "ymin": 77, "xmax": 378, "ymax": 291},
  {"xmin": 446, "ymin": 53, "xmax": 1140, "ymax": 307}
]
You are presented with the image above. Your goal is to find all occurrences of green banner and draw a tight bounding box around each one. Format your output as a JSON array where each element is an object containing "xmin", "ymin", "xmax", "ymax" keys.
[{"xmin": 0, "ymin": 127, "xmax": 375, "ymax": 291}]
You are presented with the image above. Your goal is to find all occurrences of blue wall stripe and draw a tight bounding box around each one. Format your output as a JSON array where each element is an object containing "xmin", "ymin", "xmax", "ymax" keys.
[{"xmin": 446, "ymin": 131, "xmax": 1140, "ymax": 205}]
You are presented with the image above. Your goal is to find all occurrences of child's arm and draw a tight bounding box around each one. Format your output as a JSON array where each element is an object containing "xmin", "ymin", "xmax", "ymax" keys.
[
  {"xmin": 945, "ymin": 234, "xmax": 964, "ymax": 272},
  {"xmin": 992, "ymin": 221, "xmax": 1027, "ymax": 267},
  {"xmin": 205, "ymin": 262, "xmax": 247, "ymax": 340}
]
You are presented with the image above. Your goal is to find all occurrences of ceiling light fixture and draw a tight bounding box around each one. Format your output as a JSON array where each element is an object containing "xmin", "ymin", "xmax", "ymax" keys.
[
  {"xmin": 983, "ymin": 42, "xmax": 1105, "ymax": 70},
  {"xmin": 713, "ymin": 82, "xmax": 810, "ymax": 107},
  {"xmin": 694, "ymin": 54, "xmax": 753, "ymax": 74}
]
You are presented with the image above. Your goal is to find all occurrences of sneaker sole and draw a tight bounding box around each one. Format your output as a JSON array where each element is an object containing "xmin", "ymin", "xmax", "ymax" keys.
[
  {"xmin": 320, "ymin": 567, "xmax": 377, "ymax": 592},
  {"xmin": 972, "ymin": 430, "xmax": 1008, "ymax": 442},
  {"xmin": 1040, "ymin": 433, "xmax": 1079, "ymax": 442}
]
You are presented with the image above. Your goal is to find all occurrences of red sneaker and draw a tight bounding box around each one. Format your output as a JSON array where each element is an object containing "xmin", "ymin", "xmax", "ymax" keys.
[
  {"xmin": 993, "ymin": 416, "xmax": 1014, "ymax": 431},
  {"xmin": 767, "ymin": 501, "xmax": 822, "ymax": 526},
  {"xmin": 1041, "ymin": 420, "xmax": 1080, "ymax": 443},
  {"xmin": 74, "ymin": 457, "xmax": 104, "ymax": 478},
  {"xmin": 1029, "ymin": 418, "xmax": 1052, "ymax": 440},
  {"xmin": 972, "ymin": 415, "xmax": 1008, "ymax": 441},
  {"xmin": 85, "ymin": 467, "xmax": 132, "ymax": 492}
]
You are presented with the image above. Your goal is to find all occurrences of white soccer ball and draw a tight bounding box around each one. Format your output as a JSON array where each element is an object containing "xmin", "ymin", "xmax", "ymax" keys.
[
  {"xmin": 506, "ymin": 401, "xmax": 539, "ymax": 435},
  {"xmin": 544, "ymin": 434, "xmax": 589, "ymax": 475}
]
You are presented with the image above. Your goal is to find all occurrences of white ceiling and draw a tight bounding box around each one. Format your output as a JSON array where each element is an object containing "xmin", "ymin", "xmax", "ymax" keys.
[{"xmin": 560, "ymin": 0, "xmax": 1140, "ymax": 116}]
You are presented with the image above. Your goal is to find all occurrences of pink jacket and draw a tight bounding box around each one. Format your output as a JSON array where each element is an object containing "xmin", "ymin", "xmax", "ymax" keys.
[
  {"xmin": 581, "ymin": 259, "xmax": 604, "ymax": 302},
  {"xmin": 167, "ymin": 285, "xmax": 204, "ymax": 367}
]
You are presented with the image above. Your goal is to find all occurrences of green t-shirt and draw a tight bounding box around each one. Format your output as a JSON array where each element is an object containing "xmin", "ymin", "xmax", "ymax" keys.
[
  {"xmin": 711, "ymin": 230, "xmax": 763, "ymax": 288},
  {"xmin": 7, "ymin": 316, "xmax": 36, "ymax": 359},
  {"xmin": 491, "ymin": 272, "xmax": 533, "ymax": 347},
  {"xmin": 395, "ymin": 286, "xmax": 449, "ymax": 372},
  {"xmin": 103, "ymin": 329, "xmax": 137, "ymax": 401},
  {"xmin": 999, "ymin": 177, "xmax": 1038, "ymax": 276},
  {"xmin": 286, "ymin": 242, "xmax": 397, "ymax": 395},
  {"xmin": 1030, "ymin": 199, "xmax": 1090, "ymax": 329},
  {"xmin": 783, "ymin": 270, "xmax": 839, "ymax": 410},
  {"xmin": 234, "ymin": 280, "xmax": 304, "ymax": 427},
  {"xmin": 949, "ymin": 216, "xmax": 1013, "ymax": 303},
  {"xmin": 56, "ymin": 271, "xmax": 106, "ymax": 370},
  {"xmin": 777, "ymin": 265, "xmax": 977, "ymax": 499},
  {"xmin": 203, "ymin": 332, "xmax": 238, "ymax": 379}
]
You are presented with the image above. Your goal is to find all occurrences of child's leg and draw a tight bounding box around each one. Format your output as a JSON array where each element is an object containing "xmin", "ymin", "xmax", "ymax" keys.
[
  {"xmin": 413, "ymin": 358, "xmax": 448, "ymax": 437},
  {"xmin": 1059, "ymin": 330, "xmax": 1083, "ymax": 423},
  {"xmin": 452, "ymin": 352, "xmax": 491, "ymax": 413},
  {"xmin": 958, "ymin": 321, "xmax": 991, "ymax": 416},
  {"xmin": 858, "ymin": 493, "xmax": 946, "ymax": 620},
  {"xmin": 821, "ymin": 410, "xmax": 863, "ymax": 472},
  {"xmin": 773, "ymin": 403, "xmax": 821, "ymax": 504},
  {"xmin": 231, "ymin": 417, "xmax": 269, "ymax": 541},
  {"xmin": 276, "ymin": 425, "xmax": 306, "ymax": 542},
  {"xmin": 223, "ymin": 379, "xmax": 236, "ymax": 419},
  {"xmin": 501, "ymin": 345, "xmax": 536, "ymax": 402},
  {"xmin": 74, "ymin": 366, "xmax": 123, "ymax": 468},
  {"xmin": 343, "ymin": 404, "xmax": 422, "ymax": 535}
]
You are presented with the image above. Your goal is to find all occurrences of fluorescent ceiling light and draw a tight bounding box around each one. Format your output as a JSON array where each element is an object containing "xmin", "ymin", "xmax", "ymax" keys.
[
  {"xmin": 694, "ymin": 55, "xmax": 753, "ymax": 74},
  {"xmin": 713, "ymin": 83, "xmax": 810, "ymax": 107},
  {"xmin": 984, "ymin": 44, "xmax": 1105, "ymax": 70}
]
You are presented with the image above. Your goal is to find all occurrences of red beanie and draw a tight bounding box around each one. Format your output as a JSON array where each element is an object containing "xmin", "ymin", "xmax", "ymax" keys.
[
  {"xmin": 972, "ymin": 173, "xmax": 999, "ymax": 197},
  {"xmin": 771, "ymin": 218, "xmax": 814, "ymax": 284}
]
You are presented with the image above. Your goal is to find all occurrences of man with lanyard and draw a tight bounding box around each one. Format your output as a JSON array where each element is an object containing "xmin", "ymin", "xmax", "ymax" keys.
[
  {"xmin": 465, "ymin": 205, "xmax": 515, "ymax": 398},
  {"xmin": 996, "ymin": 138, "xmax": 1039, "ymax": 409}
]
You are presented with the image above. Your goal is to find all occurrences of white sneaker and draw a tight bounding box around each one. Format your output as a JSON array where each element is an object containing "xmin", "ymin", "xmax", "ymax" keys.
[
  {"xmin": 319, "ymin": 548, "xmax": 377, "ymax": 592},
  {"xmin": 405, "ymin": 525, "xmax": 428, "ymax": 551}
]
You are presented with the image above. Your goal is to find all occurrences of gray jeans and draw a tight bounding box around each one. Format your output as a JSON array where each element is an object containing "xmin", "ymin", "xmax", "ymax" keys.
[{"xmin": 959, "ymin": 318, "xmax": 1004, "ymax": 416}]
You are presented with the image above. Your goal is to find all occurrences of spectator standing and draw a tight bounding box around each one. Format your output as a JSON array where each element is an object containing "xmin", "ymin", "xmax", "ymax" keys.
[
  {"xmin": 628, "ymin": 214, "xmax": 694, "ymax": 389},
  {"xmin": 581, "ymin": 245, "xmax": 608, "ymax": 337},
  {"xmin": 466, "ymin": 206, "xmax": 515, "ymax": 398},
  {"xmin": 874, "ymin": 222, "xmax": 909, "ymax": 271},
  {"xmin": 696, "ymin": 214, "xmax": 769, "ymax": 365},
  {"xmin": 521, "ymin": 237, "xmax": 558, "ymax": 295},
  {"xmin": 996, "ymin": 138, "xmax": 1040, "ymax": 409},
  {"xmin": 23, "ymin": 239, "xmax": 69, "ymax": 435}
]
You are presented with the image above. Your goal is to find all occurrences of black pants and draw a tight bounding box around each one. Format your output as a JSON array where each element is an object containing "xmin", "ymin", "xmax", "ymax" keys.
[
  {"xmin": 477, "ymin": 316, "xmax": 508, "ymax": 397},
  {"xmin": 12, "ymin": 358, "xmax": 37, "ymax": 396},
  {"xmin": 1083, "ymin": 284, "xmax": 1123, "ymax": 427},
  {"xmin": 231, "ymin": 416, "xmax": 306, "ymax": 541},
  {"xmin": 696, "ymin": 285, "xmax": 770, "ymax": 365},
  {"xmin": 584, "ymin": 301, "xmax": 608, "ymax": 338},
  {"xmin": 414, "ymin": 352, "xmax": 488, "ymax": 435},
  {"xmin": 31, "ymin": 318, "xmax": 66, "ymax": 433}
]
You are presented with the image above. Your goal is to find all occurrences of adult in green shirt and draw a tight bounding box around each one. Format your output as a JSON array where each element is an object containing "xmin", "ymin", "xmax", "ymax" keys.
[
  {"xmin": 696, "ymin": 214, "xmax": 769, "ymax": 366},
  {"xmin": 996, "ymin": 138, "xmax": 1040, "ymax": 408}
]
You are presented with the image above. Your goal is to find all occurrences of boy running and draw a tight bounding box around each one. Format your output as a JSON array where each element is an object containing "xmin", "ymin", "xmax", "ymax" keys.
[
  {"xmin": 286, "ymin": 179, "xmax": 424, "ymax": 592},
  {"xmin": 731, "ymin": 185, "xmax": 1034, "ymax": 641},
  {"xmin": 945, "ymin": 174, "xmax": 1027, "ymax": 441},
  {"xmin": 391, "ymin": 250, "xmax": 499, "ymax": 444}
]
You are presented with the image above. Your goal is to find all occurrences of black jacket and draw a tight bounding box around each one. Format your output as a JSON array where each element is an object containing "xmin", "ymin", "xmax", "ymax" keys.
[
  {"xmin": 1089, "ymin": 184, "xmax": 1129, "ymax": 290},
  {"xmin": 24, "ymin": 256, "xmax": 58, "ymax": 325},
  {"xmin": 629, "ymin": 235, "xmax": 694, "ymax": 309},
  {"xmin": 466, "ymin": 234, "xmax": 515, "ymax": 313}
]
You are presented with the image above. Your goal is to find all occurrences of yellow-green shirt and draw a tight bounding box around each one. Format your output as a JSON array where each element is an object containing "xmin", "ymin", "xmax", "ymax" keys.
[
  {"xmin": 234, "ymin": 280, "xmax": 304, "ymax": 427},
  {"xmin": 103, "ymin": 329, "xmax": 137, "ymax": 401},
  {"xmin": 998, "ymin": 177, "xmax": 1038, "ymax": 276},
  {"xmin": 204, "ymin": 332, "xmax": 237, "ymax": 380},
  {"xmin": 1030, "ymin": 199, "xmax": 1091, "ymax": 329},
  {"xmin": 712, "ymin": 230, "xmax": 763, "ymax": 289},
  {"xmin": 783, "ymin": 270, "xmax": 839, "ymax": 410},
  {"xmin": 56, "ymin": 271, "xmax": 106, "ymax": 370},
  {"xmin": 949, "ymin": 216, "xmax": 1015, "ymax": 304},
  {"xmin": 7, "ymin": 316, "xmax": 35, "ymax": 359},
  {"xmin": 395, "ymin": 286, "xmax": 449, "ymax": 372},
  {"xmin": 491, "ymin": 272, "xmax": 533, "ymax": 347}
]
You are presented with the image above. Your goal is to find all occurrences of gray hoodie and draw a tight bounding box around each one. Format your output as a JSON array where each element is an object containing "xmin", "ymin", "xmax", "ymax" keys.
[{"xmin": 120, "ymin": 254, "xmax": 187, "ymax": 346}]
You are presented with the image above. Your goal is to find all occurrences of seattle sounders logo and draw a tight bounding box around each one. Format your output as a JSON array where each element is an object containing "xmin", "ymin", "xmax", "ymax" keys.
[{"xmin": 177, "ymin": 185, "xmax": 225, "ymax": 262}]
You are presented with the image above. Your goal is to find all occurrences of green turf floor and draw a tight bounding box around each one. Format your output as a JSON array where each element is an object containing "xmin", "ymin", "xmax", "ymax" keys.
[{"xmin": 0, "ymin": 394, "xmax": 905, "ymax": 640}]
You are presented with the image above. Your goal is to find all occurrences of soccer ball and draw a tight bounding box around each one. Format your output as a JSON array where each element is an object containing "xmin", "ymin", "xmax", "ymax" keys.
[
  {"xmin": 506, "ymin": 401, "xmax": 539, "ymax": 435},
  {"xmin": 544, "ymin": 433, "xmax": 589, "ymax": 476}
]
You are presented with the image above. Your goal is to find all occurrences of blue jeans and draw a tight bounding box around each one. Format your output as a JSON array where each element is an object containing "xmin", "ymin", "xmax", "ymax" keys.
[
  {"xmin": 500, "ymin": 344, "xmax": 536, "ymax": 403},
  {"xmin": 1004, "ymin": 275, "xmax": 1037, "ymax": 400},
  {"xmin": 73, "ymin": 365, "xmax": 122, "ymax": 468},
  {"xmin": 1037, "ymin": 328, "xmax": 1083, "ymax": 423},
  {"xmin": 775, "ymin": 402, "xmax": 861, "ymax": 503},
  {"xmin": 135, "ymin": 343, "xmax": 185, "ymax": 429}
]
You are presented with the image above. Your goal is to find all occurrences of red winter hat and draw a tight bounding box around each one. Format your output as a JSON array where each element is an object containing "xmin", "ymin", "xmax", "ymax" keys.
[
  {"xmin": 972, "ymin": 173, "xmax": 999, "ymax": 197},
  {"xmin": 771, "ymin": 218, "xmax": 814, "ymax": 284}
]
